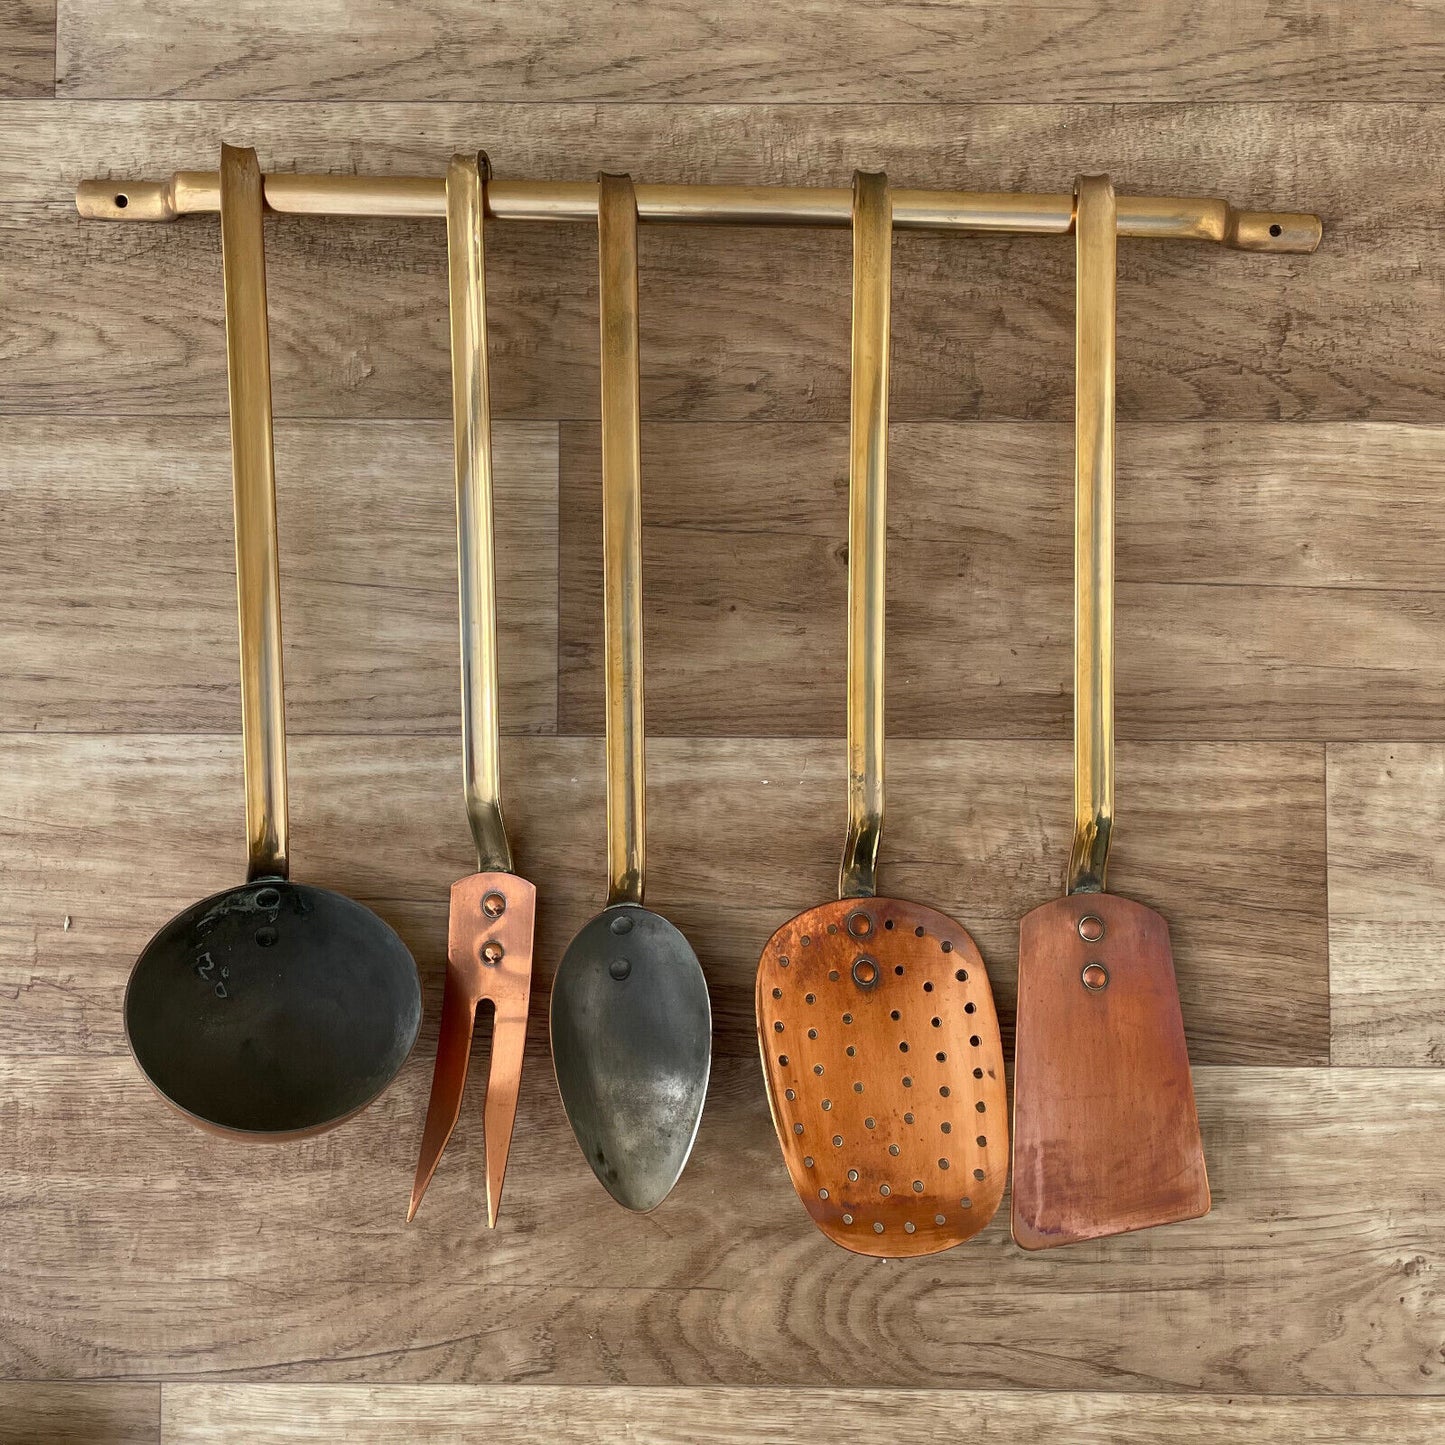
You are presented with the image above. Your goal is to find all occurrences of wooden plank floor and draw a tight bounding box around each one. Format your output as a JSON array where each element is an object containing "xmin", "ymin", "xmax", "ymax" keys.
[{"xmin": 2, "ymin": 4, "xmax": 1442, "ymax": 1441}]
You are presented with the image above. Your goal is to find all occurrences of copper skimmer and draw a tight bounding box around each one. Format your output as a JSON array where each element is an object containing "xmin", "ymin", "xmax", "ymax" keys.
[
  {"xmin": 1011, "ymin": 176, "xmax": 1210, "ymax": 1250},
  {"xmin": 409, "ymin": 154, "xmax": 536, "ymax": 1226},
  {"xmin": 755, "ymin": 173, "xmax": 1008, "ymax": 1258}
]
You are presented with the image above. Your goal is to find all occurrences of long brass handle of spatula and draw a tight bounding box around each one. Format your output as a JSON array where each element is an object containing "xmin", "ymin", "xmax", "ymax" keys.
[
  {"xmin": 447, "ymin": 152, "xmax": 513, "ymax": 875},
  {"xmin": 839, "ymin": 171, "xmax": 892, "ymax": 901},
  {"xmin": 221, "ymin": 144, "xmax": 289, "ymax": 883},
  {"xmin": 1066, "ymin": 175, "xmax": 1117, "ymax": 897},
  {"xmin": 599, "ymin": 174, "xmax": 646, "ymax": 907}
]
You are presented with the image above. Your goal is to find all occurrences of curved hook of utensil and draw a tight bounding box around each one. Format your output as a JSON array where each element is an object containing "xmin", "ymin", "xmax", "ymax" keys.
[
  {"xmin": 1066, "ymin": 175, "xmax": 1116, "ymax": 897},
  {"xmin": 220, "ymin": 144, "xmax": 289, "ymax": 883},
  {"xmin": 598, "ymin": 174, "xmax": 646, "ymax": 907},
  {"xmin": 448, "ymin": 151, "xmax": 513, "ymax": 875},
  {"xmin": 839, "ymin": 171, "xmax": 892, "ymax": 901}
]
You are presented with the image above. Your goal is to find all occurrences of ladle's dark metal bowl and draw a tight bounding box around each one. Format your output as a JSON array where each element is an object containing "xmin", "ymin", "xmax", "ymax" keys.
[
  {"xmin": 550, "ymin": 903, "xmax": 711, "ymax": 1211},
  {"xmin": 125, "ymin": 880, "xmax": 421, "ymax": 1139}
]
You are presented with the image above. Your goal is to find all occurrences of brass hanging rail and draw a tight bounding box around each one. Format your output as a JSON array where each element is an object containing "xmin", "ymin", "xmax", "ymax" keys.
[{"xmin": 76, "ymin": 172, "xmax": 1320, "ymax": 252}]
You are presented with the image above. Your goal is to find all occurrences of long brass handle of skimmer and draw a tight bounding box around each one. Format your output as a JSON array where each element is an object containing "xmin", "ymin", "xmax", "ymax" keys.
[
  {"xmin": 220, "ymin": 144, "xmax": 289, "ymax": 883},
  {"xmin": 1066, "ymin": 175, "xmax": 1116, "ymax": 897},
  {"xmin": 447, "ymin": 152, "xmax": 513, "ymax": 875},
  {"xmin": 598, "ymin": 173, "xmax": 646, "ymax": 907},
  {"xmin": 839, "ymin": 171, "xmax": 892, "ymax": 901}
]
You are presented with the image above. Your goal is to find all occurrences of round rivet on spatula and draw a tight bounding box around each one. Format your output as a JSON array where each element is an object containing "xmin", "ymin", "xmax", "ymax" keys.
[
  {"xmin": 610, "ymin": 914, "xmax": 634, "ymax": 935},
  {"xmin": 481, "ymin": 941, "xmax": 504, "ymax": 967},
  {"xmin": 1078, "ymin": 914, "xmax": 1105, "ymax": 943},
  {"xmin": 609, "ymin": 956, "xmax": 632, "ymax": 981},
  {"xmin": 1082, "ymin": 962, "xmax": 1109, "ymax": 991},
  {"xmin": 482, "ymin": 892, "xmax": 507, "ymax": 920}
]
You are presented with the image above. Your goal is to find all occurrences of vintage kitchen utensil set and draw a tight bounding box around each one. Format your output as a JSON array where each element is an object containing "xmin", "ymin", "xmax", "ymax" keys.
[{"xmin": 79, "ymin": 146, "xmax": 1320, "ymax": 1256}]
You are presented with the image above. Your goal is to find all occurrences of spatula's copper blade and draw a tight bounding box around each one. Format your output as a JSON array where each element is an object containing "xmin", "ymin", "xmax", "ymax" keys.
[
  {"xmin": 1012, "ymin": 892, "xmax": 1209, "ymax": 1250},
  {"xmin": 757, "ymin": 897, "xmax": 1008, "ymax": 1258},
  {"xmin": 1010, "ymin": 177, "xmax": 1208, "ymax": 1249},
  {"xmin": 409, "ymin": 872, "xmax": 535, "ymax": 1225}
]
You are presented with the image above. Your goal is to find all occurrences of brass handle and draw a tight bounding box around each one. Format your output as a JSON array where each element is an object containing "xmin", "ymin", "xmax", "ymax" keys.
[
  {"xmin": 598, "ymin": 174, "xmax": 646, "ymax": 907},
  {"xmin": 839, "ymin": 171, "xmax": 892, "ymax": 901},
  {"xmin": 220, "ymin": 144, "xmax": 289, "ymax": 883},
  {"xmin": 446, "ymin": 152, "xmax": 513, "ymax": 875},
  {"xmin": 1066, "ymin": 175, "xmax": 1116, "ymax": 897}
]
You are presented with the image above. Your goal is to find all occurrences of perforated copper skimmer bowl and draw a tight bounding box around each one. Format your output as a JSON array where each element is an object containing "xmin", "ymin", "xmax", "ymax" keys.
[{"xmin": 757, "ymin": 900, "xmax": 1007, "ymax": 1256}]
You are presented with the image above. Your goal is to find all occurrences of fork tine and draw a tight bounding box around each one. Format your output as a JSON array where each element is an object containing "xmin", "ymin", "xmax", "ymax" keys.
[
  {"xmin": 463, "ymin": 873, "xmax": 535, "ymax": 1226},
  {"xmin": 408, "ymin": 964, "xmax": 480, "ymax": 1222},
  {"xmin": 481, "ymin": 976, "xmax": 529, "ymax": 1228}
]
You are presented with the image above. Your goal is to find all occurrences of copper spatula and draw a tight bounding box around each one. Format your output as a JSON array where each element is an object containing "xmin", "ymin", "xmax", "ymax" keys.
[
  {"xmin": 1011, "ymin": 176, "xmax": 1210, "ymax": 1250},
  {"xmin": 409, "ymin": 154, "xmax": 536, "ymax": 1226}
]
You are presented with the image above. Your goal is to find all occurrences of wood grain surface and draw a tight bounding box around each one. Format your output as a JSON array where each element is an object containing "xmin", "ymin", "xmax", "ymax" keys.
[
  {"xmin": 558, "ymin": 421, "xmax": 1445, "ymax": 739},
  {"xmin": 0, "ymin": 1384, "xmax": 157, "ymax": 1445},
  {"xmin": 4, "ymin": 417, "xmax": 558, "ymax": 735},
  {"xmin": 52, "ymin": 1, "xmax": 1445, "ymax": 103},
  {"xmin": 1329, "ymin": 744, "xmax": 1445, "ymax": 1065},
  {"xmin": 0, "ymin": 3, "xmax": 53, "ymax": 98},
  {"xmin": 158, "ymin": 1385, "xmax": 1445, "ymax": 1444},
  {"xmin": 3, "ymin": 2, "xmax": 1442, "ymax": 1438},
  {"xmin": 1, "ymin": 1058, "xmax": 1441, "ymax": 1390}
]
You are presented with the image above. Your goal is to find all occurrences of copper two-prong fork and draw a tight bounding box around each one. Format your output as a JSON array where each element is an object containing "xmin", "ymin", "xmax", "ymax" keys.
[{"xmin": 410, "ymin": 153, "xmax": 536, "ymax": 1227}]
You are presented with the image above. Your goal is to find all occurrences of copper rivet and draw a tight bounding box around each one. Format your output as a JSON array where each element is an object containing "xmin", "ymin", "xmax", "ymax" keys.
[
  {"xmin": 845, "ymin": 910, "xmax": 873, "ymax": 938},
  {"xmin": 852, "ymin": 956, "xmax": 879, "ymax": 988},
  {"xmin": 1082, "ymin": 962, "xmax": 1109, "ymax": 991},
  {"xmin": 483, "ymin": 892, "xmax": 507, "ymax": 919},
  {"xmin": 1078, "ymin": 914, "xmax": 1105, "ymax": 942},
  {"xmin": 482, "ymin": 941, "xmax": 504, "ymax": 966}
]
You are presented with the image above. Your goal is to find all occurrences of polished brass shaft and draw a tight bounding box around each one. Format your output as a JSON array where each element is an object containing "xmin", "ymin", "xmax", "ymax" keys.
[
  {"xmin": 1066, "ymin": 175, "xmax": 1116, "ymax": 897},
  {"xmin": 839, "ymin": 171, "xmax": 891, "ymax": 902},
  {"xmin": 598, "ymin": 174, "xmax": 646, "ymax": 907},
  {"xmin": 447, "ymin": 152, "xmax": 512, "ymax": 876},
  {"xmin": 76, "ymin": 173, "xmax": 1321, "ymax": 253},
  {"xmin": 220, "ymin": 144, "xmax": 289, "ymax": 883}
]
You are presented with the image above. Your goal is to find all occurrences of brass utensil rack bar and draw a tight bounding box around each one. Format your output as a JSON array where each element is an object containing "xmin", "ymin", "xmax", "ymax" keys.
[{"xmin": 76, "ymin": 172, "xmax": 1320, "ymax": 252}]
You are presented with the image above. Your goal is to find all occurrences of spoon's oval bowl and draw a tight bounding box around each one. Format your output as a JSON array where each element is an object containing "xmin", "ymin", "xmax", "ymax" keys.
[
  {"xmin": 125, "ymin": 880, "xmax": 422, "ymax": 1139},
  {"xmin": 550, "ymin": 903, "xmax": 711, "ymax": 1211}
]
